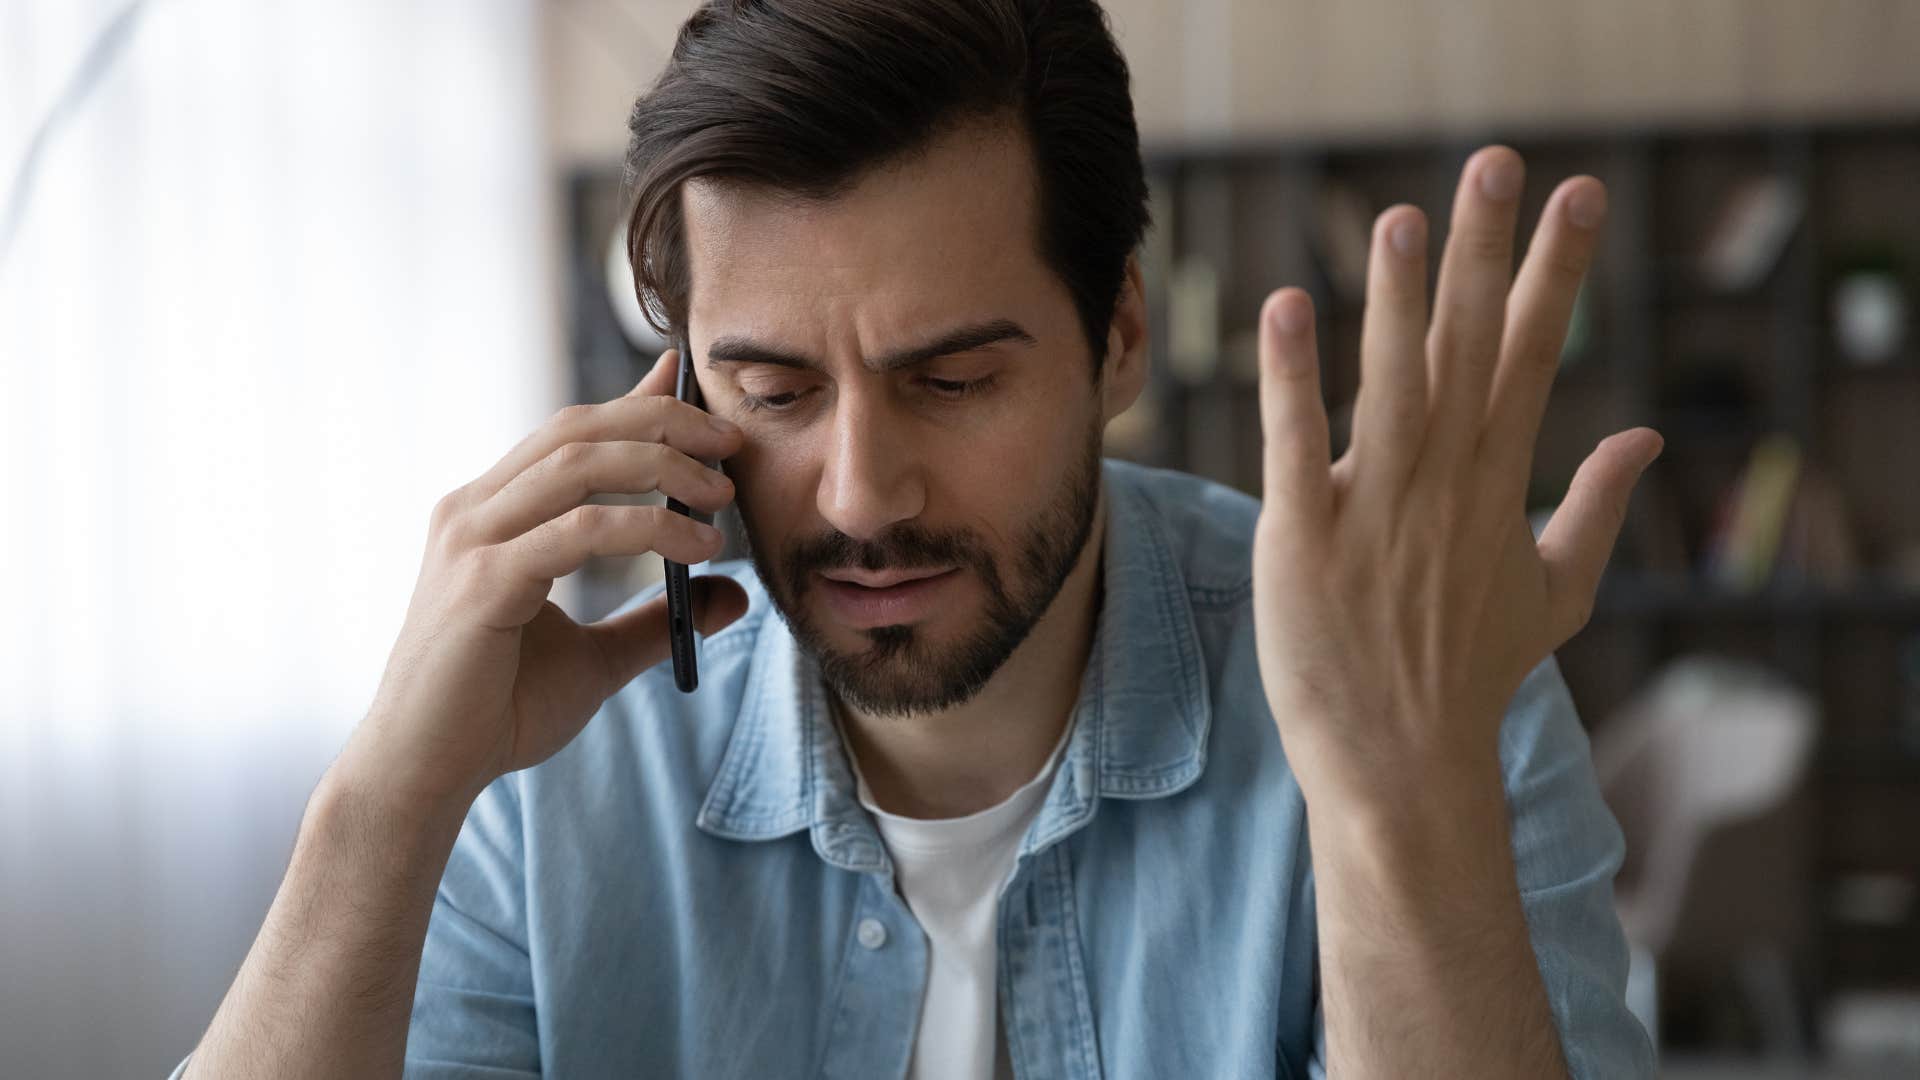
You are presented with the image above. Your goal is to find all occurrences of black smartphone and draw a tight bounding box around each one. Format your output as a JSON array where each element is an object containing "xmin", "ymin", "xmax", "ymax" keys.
[{"xmin": 664, "ymin": 337, "xmax": 712, "ymax": 693}]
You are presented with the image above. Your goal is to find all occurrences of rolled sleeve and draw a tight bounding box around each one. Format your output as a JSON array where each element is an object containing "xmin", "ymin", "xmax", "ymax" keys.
[
  {"xmin": 405, "ymin": 774, "xmax": 542, "ymax": 1079},
  {"xmin": 1500, "ymin": 654, "xmax": 1659, "ymax": 1079}
]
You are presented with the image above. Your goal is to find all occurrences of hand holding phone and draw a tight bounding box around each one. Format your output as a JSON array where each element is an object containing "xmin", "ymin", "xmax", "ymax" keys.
[{"xmin": 347, "ymin": 345, "xmax": 746, "ymax": 817}]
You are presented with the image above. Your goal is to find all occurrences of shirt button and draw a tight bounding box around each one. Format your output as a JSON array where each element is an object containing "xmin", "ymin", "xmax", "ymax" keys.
[{"xmin": 857, "ymin": 918, "xmax": 888, "ymax": 950}]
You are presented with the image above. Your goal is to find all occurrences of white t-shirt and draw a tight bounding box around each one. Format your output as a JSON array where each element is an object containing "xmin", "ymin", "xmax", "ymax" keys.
[{"xmin": 836, "ymin": 714, "xmax": 1074, "ymax": 1080}]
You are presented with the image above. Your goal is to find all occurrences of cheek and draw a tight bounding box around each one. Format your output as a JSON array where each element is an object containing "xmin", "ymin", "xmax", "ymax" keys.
[
  {"xmin": 942, "ymin": 401, "xmax": 1094, "ymax": 536},
  {"xmin": 726, "ymin": 442, "xmax": 811, "ymax": 538}
]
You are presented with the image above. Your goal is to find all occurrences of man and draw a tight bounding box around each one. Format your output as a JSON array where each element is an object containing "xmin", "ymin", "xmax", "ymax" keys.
[{"xmin": 174, "ymin": 1, "xmax": 1659, "ymax": 1077}]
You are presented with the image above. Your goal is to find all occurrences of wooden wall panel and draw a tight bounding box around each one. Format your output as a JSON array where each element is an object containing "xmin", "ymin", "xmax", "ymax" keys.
[{"xmin": 541, "ymin": 0, "xmax": 1920, "ymax": 162}]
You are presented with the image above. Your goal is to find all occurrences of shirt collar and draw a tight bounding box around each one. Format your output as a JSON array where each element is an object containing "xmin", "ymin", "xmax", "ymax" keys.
[{"xmin": 694, "ymin": 460, "xmax": 1212, "ymax": 870}]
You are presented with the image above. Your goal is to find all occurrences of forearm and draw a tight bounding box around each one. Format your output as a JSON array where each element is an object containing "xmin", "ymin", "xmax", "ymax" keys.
[
  {"xmin": 185, "ymin": 750, "xmax": 471, "ymax": 1080},
  {"xmin": 1304, "ymin": 750, "xmax": 1570, "ymax": 1080}
]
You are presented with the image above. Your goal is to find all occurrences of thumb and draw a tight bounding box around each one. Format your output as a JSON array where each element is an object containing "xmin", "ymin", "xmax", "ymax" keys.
[
  {"xmin": 688, "ymin": 574, "xmax": 751, "ymax": 635},
  {"xmin": 586, "ymin": 574, "xmax": 752, "ymax": 686},
  {"xmin": 1539, "ymin": 427, "xmax": 1663, "ymax": 640}
]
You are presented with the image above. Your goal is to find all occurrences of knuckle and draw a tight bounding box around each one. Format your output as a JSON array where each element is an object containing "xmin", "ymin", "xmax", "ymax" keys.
[
  {"xmin": 460, "ymin": 544, "xmax": 502, "ymax": 586},
  {"xmin": 1547, "ymin": 243, "xmax": 1590, "ymax": 279},
  {"xmin": 552, "ymin": 402, "xmax": 595, "ymax": 430},
  {"xmin": 429, "ymin": 499, "xmax": 477, "ymax": 556},
  {"xmin": 429, "ymin": 489, "xmax": 465, "ymax": 533},
  {"xmin": 1433, "ymin": 327, "xmax": 1496, "ymax": 373},
  {"xmin": 642, "ymin": 439, "xmax": 678, "ymax": 475},
  {"xmin": 566, "ymin": 501, "xmax": 611, "ymax": 535},
  {"xmin": 1462, "ymin": 228, "xmax": 1510, "ymax": 263},
  {"xmin": 548, "ymin": 439, "xmax": 593, "ymax": 473},
  {"xmin": 1375, "ymin": 266, "xmax": 1425, "ymax": 304},
  {"xmin": 435, "ymin": 516, "xmax": 476, "ymax": 559},
  {"xmin": 432, "ymin": 484, "xmax": 467, "ymax": 516}
]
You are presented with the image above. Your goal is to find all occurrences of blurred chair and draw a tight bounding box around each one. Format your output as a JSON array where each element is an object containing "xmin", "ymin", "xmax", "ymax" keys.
[{"xmin": 1592, "ymin": 655, "xmax": 1818, "ymax": 1060}]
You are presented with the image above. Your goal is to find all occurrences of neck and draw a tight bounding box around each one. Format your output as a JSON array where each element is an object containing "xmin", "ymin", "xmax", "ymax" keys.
[{"xmin": 834, "ymin": 488, "xmax": 1107, "ymax": 820}]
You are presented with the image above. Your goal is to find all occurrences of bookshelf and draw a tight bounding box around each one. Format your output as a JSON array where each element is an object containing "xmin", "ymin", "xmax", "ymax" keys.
[{"xmin": 1129, "ymin": 117, "xmax": 1920, "ymax": 1050}]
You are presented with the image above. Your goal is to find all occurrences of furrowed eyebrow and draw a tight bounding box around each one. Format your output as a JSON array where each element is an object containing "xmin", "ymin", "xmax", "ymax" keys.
[{"xmin": 702, "ymin": 318, "xmax": 1037, "ymax": 373}]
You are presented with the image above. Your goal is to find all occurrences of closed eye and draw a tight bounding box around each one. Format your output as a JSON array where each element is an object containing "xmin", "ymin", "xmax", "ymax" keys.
[
  {"xmin": 738, "ymin": 375, "xmax": 995, "ymax": 412},
  {"xmin": 923, "ymin": 374, "xmax": 995, "ymax": 399},
  {"xmin": 737, "ymin": 388, "xmax": 812, "ymax": 413}
]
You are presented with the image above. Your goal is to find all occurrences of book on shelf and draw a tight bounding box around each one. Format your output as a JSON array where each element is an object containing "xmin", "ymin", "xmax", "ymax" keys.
[
  {"xmin": 1314, "ymin": 182, "xmax": 1372, "ymax": 303},
  {"xmin": 1697, "ymin": 173, "xmax": 1804, "ymax": 292},
  {"xmin": 1704, "ymin": 433, "xmax": 1804, "ymax": 592},
  {"xmin": 1167, "ymin": 255, "xmax": 1221, "ymax": 384},
  {"xmin": 1773, "ymin": 462, "xmax": 1862, "ymax": 590}
]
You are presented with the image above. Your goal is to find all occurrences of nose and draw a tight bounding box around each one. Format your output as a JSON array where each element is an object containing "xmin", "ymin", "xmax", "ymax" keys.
[{"xmin": 817, "ymin": 383, "xmax": 925, "ymax": 542}]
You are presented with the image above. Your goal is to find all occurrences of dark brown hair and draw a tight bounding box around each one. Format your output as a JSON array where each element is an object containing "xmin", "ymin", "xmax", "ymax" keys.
[{"xmin": 621, "ymin": 0, "xmax": 1150, "ymax": 368}]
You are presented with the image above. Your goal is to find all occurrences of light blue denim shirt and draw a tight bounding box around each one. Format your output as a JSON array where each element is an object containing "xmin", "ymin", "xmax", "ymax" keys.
[{"xmin": 170, "ymin": 459, "xmax": 1653, "ymax": 1079}]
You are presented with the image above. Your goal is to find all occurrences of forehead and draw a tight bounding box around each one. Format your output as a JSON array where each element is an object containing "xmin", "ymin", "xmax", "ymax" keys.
[{"xmin": 680, "ymin": 119, "xmax": 1062, "ymax": 346}]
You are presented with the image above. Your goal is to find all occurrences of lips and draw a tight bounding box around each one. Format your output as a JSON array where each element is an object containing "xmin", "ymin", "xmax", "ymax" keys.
[
  {"xmin": 814, "ymin": 567, "xmax": 961, "ymax": 629},
  {"xmin": 818, "ymin": 567, "xmax": 953, "ymax": 589}
]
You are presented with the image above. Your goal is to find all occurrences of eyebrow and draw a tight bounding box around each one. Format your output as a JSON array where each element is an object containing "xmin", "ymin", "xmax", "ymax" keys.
[{"xmin": 702, "ymin": 318, "xmax": 1038, "ymax": 374}]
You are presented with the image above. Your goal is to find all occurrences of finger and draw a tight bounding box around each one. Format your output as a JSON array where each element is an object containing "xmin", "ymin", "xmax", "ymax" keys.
[
  {"xmin": 468, "ymin": 387, "xmax": 742, "ymax": 504},
  {"xmin": 1479, "ymin": 177, "xmax": 1608, "ymax": 502},
  {"xmin": 501, "ymin": 503, "xmax": 725, "ymax": 585},
  {"xmin": 1423, "ymin": 145, "xmax": 1525, "ymax": 471},
  {"xmin": 1347, "ymin": 204, "xmax": 1431, "ymax": 491},
  {"xmin": 1257, "ymin": 288, "xmax": 1332, "ymax": 523},
  {"xmin": 630, "ymin": 345, "xmax": 680, "ymax": 398},
  {"xmin": 1538, "ymin": 428, "xmax": 1664, "ymax": 642},
  {"xmin": 586, "ymin": 573, "xmax": 751, "ymax": 686},
  {"xmin": 472, "ymin": 440, "xmax": 735, "ymax": 546}
]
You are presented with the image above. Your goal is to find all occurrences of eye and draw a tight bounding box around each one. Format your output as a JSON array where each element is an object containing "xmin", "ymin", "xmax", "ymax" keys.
[
  {"xmin": 735, "ymin": 373, "xmax": 995, "ymax": 413},
  {"xmin": 737, "ymin": 386, "xmax": 817, "ymax": 413},
  {"xmin": 922, "ymin": 374, "xmax": 995, "ymax": 400}
]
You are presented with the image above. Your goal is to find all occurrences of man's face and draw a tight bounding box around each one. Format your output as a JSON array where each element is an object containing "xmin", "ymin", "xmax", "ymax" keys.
[{"xmin": 681, "ymin": 119, "xmax": 1128, "ymax": 717}]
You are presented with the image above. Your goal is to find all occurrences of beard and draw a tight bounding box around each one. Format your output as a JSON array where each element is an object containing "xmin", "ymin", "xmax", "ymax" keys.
[{"xmin": 740, "ymin": 418, "xmax": 1103, "ymax": 719}]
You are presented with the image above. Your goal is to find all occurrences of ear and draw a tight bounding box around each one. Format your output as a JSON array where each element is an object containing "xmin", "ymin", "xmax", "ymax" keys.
[{"xmin": 1099, "ymin": 252, "xmax": 1150, "ymax": 424}]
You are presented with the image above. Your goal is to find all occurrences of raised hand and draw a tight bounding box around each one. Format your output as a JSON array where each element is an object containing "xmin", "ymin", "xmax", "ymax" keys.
[{"xmin": 1251, "ymin": 145, "xmax": 1663, "ymax": 804}]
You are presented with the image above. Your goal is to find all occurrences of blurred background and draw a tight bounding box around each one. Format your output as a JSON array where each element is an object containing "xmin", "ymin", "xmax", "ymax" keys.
[{"xmin": 3, "ymin": 1, "xmax": 1917, "ymax": 1076}]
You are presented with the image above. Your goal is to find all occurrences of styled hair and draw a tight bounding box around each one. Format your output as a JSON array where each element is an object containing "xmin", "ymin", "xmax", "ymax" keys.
[{"xmin": 621, "ymin": 0, "xmax": 1150, "ymax": 368}]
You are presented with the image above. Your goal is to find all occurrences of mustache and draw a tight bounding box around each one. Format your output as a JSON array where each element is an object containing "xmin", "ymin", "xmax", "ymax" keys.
[{"xmin": 782, "ymin": 524, "xmax": 1000, "ymax": 593}]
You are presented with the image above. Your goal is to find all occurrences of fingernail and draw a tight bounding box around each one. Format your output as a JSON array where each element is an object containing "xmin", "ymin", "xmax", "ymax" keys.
[
  {"xmin": 1390, "ymin": 216, "xmax": 1424, "ymax": 257},
  {"xmin": 1479, "ymin": 156, "xmax": 1522, "ymax": 202},
  {"xmin": 709, "ymin": 414, "xmax": 739, "ymax": 434},
  {"xmin": 696, "ymin": 521, "xmax": 723, "ymax": 543},
  {"xmin": 1271, "ymin": 293, "xmax": 1309, "ymax": 336},
  {"xmin": 1567, "ymin": 184, "xmax": 1607, "ymax": 230}
]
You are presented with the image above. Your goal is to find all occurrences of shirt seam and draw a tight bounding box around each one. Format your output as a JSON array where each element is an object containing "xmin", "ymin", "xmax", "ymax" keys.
[{"xmin": 1188, "ymin": 579, "xmax": 1254, "ymax": 609}]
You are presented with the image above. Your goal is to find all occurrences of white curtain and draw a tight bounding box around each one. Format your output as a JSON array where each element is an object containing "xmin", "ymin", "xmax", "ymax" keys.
[{"xmin": 0, "ymin": 2, "xmax": 559, "ymax": 1074}]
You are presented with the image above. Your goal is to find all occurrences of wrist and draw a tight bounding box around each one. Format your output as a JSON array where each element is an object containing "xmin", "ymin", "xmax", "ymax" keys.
[
  {"xmin": 1298, "ymin": 736, "xmax": 1506, "ymax": 856},
  {"xmin": 317, "ymin": 740, "xmax": 479, "ymax": 856},
  {"xmin": 335, "ymin": 713, "xmax": 493, "ymax": 815},
  {"xmin": 1302, "ymin": 746, "xmax": 1520, "ymax": 935},
  {"xmin": 1285, "ymin": 721, "xmax": 1504, "ymax": 819}
]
